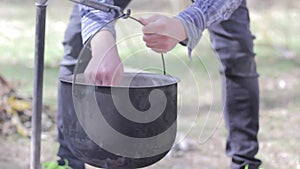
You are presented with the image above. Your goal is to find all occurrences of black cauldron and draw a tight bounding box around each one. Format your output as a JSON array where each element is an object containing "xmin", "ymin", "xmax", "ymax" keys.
[{"xmin": 60, "ymin": 72, "xmax": 178, "ymax": 169}]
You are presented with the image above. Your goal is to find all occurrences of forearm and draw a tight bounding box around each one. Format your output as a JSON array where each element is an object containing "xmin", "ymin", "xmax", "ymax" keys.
[
  {"xmin": 84, "ymin": 30, "xmax": 123, "ymax": 86},
  {"xmin": 176, "ymin": 0, "xmax": 243, "ymax": 54},
  {"xmin": 90, "ymin": 30, "xmax": 116, "ymax": 59}
]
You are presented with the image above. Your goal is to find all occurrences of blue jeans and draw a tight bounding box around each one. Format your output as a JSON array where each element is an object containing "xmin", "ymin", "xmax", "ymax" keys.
[
  {"xmin": 57, "ymin": 1, "xmax": 261, "ymax": 169},
  {"xmin": 208, "ymin": 1, "xmax": 261, "ymax": 169},
  {"xmin": 57, "ymin": 5, "xmax": 85, "ymax": 169}
]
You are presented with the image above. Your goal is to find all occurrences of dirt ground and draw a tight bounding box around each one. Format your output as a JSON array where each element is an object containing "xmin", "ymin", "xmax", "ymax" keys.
[
  {"xmin": 0, "ymin": 122, "xmax": 231, "ymax": 169},
  {"xmin": 1, "ymin": 101, "xmax": 299, "ymax": 169}
]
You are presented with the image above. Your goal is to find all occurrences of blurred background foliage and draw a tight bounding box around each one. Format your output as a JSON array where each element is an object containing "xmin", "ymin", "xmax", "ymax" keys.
[{"xmin": 0, "ymin": 0, "xmax": 300, "ymax": 107}]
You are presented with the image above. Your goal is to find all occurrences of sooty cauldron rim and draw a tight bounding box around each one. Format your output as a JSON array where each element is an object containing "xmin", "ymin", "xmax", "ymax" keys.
[{"xmin": 60, "ymin": 72, "xmax": 180, "ymax": 89}]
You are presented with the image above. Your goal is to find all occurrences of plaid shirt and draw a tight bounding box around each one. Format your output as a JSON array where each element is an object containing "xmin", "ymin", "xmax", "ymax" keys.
[
  {"xmin": 79, "ymin": 0, "xmax": 243, "ymax": 53},
  {"xmin": 79, "ymin": 0, "xmax": 116, "ymax": 43}
]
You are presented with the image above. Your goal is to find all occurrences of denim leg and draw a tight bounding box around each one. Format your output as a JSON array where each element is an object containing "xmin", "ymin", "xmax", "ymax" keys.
[
  {"xmin": 57, "ymin": 5, "xmax": 85, "ymax": 169},
  {"xmin": 208, "ymin": 1, "xmax": 262, "ymax": 169}
]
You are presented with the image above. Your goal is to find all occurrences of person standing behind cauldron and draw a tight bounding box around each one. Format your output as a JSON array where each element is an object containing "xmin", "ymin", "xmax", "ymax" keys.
[
  {"xmin": 45, "ymin": 0, "xmax": 262, "ymax": 169},
  {"xmin": 47, "ymin": 1, "xmax": 131, "ymax": 169}
]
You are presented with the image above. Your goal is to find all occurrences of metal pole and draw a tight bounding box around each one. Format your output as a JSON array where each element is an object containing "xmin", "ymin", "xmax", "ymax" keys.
[{"xmin": 31, "ymin": 0, "xmax": 47, "ymax": 169}]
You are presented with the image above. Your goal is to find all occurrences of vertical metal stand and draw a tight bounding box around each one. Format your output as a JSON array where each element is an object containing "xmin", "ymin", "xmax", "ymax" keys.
[{"xmin": 31, "ymin": 0, "xmax": 47, "ymax": 169}]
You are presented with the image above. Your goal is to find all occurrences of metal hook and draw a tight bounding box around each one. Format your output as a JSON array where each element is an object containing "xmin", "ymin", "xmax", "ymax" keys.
[
  {"xmin": 69, "ymin": 0, "xmax": 123, "ymax": 18},
  {"xmin": 122, "ymin": 9, "xmax": 131, "ymax": 19}
]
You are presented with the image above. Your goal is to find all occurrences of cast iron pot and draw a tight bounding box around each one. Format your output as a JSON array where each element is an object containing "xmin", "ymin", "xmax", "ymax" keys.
[{"xmin": 60, "ymin": 72, "xmax": 178, "ymax": 169}]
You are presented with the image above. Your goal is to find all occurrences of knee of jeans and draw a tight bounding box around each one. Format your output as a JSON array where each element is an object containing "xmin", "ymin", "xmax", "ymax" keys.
[
  {"xmin": 59, "ymin": 65, "xmax": 75, "ymax": 78},
  {"xmin": 219, "ymin": 56, "xmax": 259, "ymax": 78}
]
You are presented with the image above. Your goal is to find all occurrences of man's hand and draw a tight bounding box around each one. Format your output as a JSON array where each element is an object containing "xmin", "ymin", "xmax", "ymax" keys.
[
  {"xmin": 140, "ymin": 14, "xmax": 187, "ymax": 53},
  {"xmin": 84, "ymin": 30, "xmax": 124, "ymax": 86}
]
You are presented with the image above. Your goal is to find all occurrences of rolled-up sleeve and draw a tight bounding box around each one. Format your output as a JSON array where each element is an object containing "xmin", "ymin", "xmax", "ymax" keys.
[
  {"xmin": 176, "ymin": 0, "xmax": 243, "ymax": 55},
  {"xmin": 78, "ymin": 0, "xmax": 116, "ymax": 44}
]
